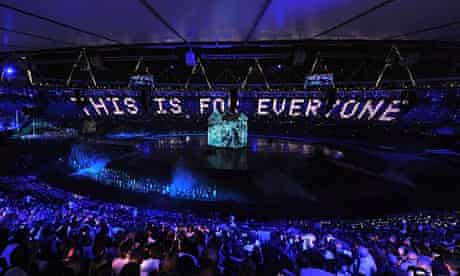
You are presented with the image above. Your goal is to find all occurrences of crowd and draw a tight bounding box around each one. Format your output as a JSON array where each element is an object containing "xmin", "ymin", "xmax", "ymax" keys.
[{"xmin": 0, "ymin": 176, "xmax": 460, "ymax": 276}]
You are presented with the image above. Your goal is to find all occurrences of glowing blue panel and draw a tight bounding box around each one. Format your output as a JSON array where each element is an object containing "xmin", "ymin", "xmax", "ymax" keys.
[
  {"xmin": 68, "ymin": 144, "xmax": 109, "ymax": 175},
  {"xmin": 128, "ymin": 75, "xmax": 155, "ymax": 89},
  {"xmin": 208, "ymin": 111, "xmax": 247, "ymax": 149}
]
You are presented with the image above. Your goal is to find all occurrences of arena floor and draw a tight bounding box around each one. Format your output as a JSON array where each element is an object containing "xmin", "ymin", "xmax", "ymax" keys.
[{"xmin": 3, "ymin": 132, "xmax": 459, "ymax": 219}]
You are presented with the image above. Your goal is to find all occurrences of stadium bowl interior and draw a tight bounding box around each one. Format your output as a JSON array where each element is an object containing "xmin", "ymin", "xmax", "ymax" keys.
[{"xmin": 1, "ymin": 1, "xmax": 460, "ymax": 275}]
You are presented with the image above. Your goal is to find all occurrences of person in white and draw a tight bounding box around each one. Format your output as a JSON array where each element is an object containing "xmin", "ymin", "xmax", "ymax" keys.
[
  {"xmin": 351, "ymin": 246, "xmax": 377, "ymax": 276},
  {"xmin": 140, "ymin": 246, "xmax": 160, "ymax": 276},
  {"xmin": 112, "ymin": 254, "xmax": 129, "ymax": 275}
]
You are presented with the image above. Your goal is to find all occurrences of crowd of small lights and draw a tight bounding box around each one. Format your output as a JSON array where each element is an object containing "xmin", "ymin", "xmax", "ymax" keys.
[
  {"xmin": 93, "ymin": 168, "xmax": 217, "ymax": 201},
  {"xmin": 68, "ymin": 144, "xmax": 217, "ymax": 201}
]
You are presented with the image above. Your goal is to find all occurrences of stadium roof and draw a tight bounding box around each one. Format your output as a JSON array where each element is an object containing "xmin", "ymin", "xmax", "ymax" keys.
[{"xmin": 0, "ymin": 0, "xmax": 459, "ymax": 52}]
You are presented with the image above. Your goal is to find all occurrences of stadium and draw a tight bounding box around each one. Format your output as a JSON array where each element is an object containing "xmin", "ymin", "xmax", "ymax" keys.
[{"xmin": 1, "ymin": 1, "xmax": 460, "ymax": 275}]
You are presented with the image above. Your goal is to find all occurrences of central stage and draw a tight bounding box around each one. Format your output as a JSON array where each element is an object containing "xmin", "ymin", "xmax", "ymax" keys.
[
  {"xmin": 4, "ymin": 132, "xmax": 456, "ymax": 217},
  {"xmin": 61, "ymin": 134, "xmax": 418, "ymax": 206}
]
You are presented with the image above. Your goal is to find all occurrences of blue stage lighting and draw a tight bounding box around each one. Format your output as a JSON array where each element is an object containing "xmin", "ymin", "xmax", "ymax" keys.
[
  {"xmin": 185, "ymin": 50, "xmax": 196, "ymax": 67},
  {"xmin": 4, "ymin": 66, "xmax": 15, "ymax": 75}
]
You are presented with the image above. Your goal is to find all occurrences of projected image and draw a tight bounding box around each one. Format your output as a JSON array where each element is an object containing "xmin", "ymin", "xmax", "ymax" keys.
[
  {"xmin": 208, "ymin": 111, "xmax": 248, "ymax": 149},
  {"xmin": 207, "ymin": 88, "xmax": 248, "ymax": 149}
]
